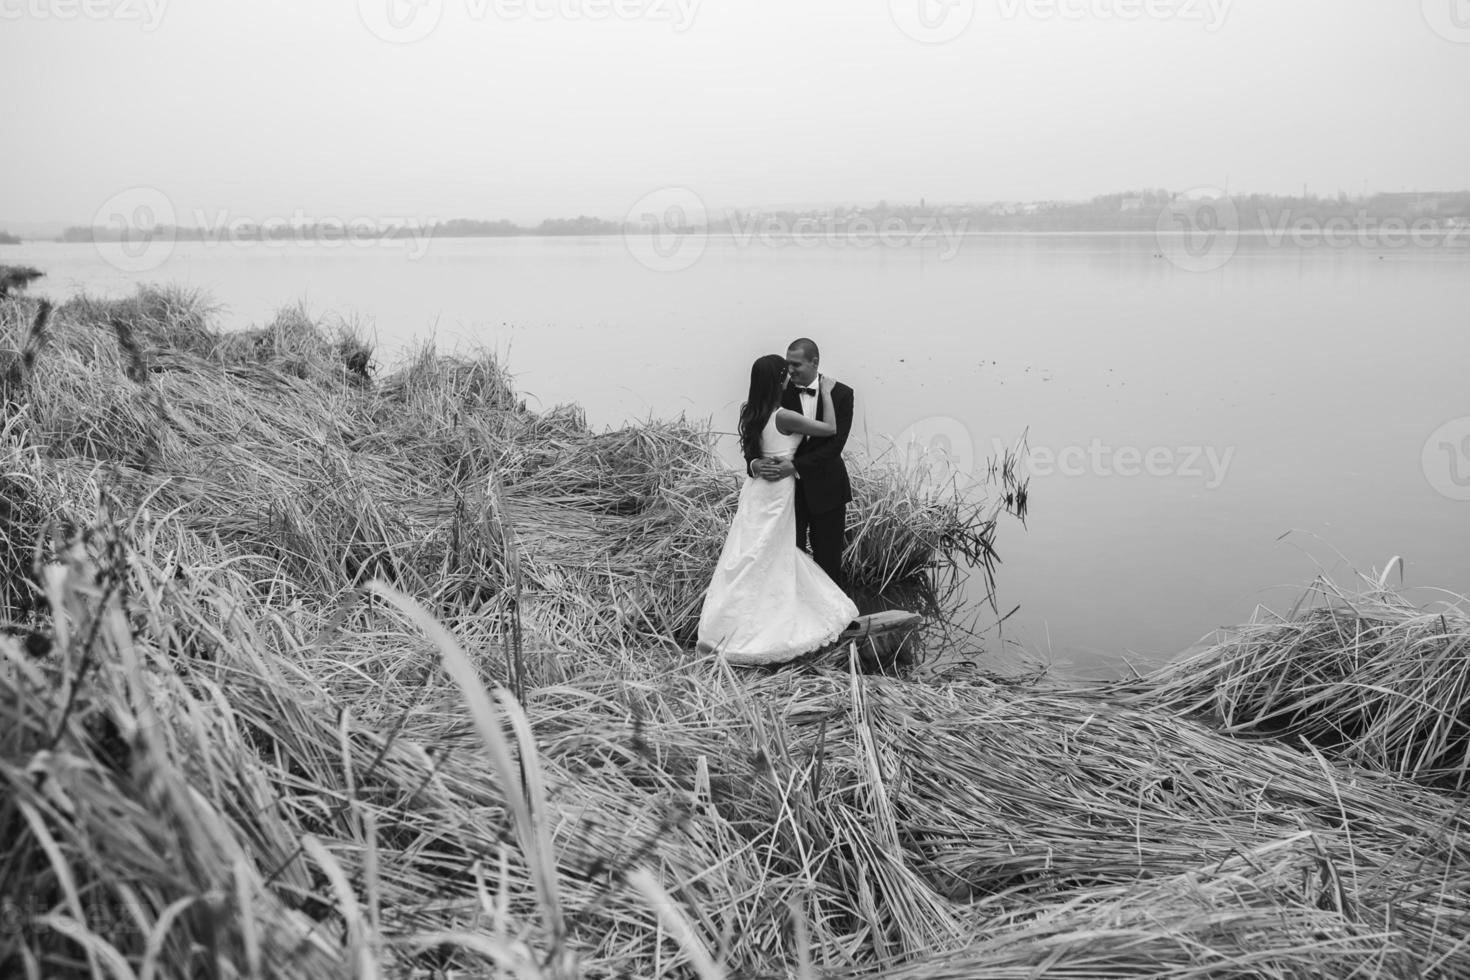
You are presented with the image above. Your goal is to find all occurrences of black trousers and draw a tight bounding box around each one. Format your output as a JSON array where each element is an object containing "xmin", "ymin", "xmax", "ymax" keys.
[{"xmin": 795, "ymin": 493, "xmax": 847, "ymax": 593}]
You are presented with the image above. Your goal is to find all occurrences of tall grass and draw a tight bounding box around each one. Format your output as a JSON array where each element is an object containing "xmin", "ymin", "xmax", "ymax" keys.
[
  {"xmin": 3, "ymin": 285, "xmax": 1469, "ymax": 978},
  {"xmin": 1115, "ymin": 571, "xmax": 1470, "ymax": 792},
  {"xmin": 7, "ymin": 529, "xmax": 1470, "ymax": 977},
  {"xmin": 1, "ymin": 286, "xmax": 1005, "ymax": 652}
]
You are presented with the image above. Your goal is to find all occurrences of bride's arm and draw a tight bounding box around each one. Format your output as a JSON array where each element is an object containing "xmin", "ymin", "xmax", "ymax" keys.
[
  {"xmin": 777, "ymin": 374, "xmax": 838, "ymax": 436},
  {"xmin": 816, "ymin": 375, "xmax": 837, "ymax": 430},
  {"xmin": 774, "ymin": 406, "xmax": 835, "ymax": 437}
]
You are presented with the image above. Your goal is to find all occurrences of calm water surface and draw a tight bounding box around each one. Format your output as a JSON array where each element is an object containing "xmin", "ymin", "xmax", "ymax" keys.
[{"xmin": 12, "ymin": 234, "xmax": 1469, "ymax": 676}]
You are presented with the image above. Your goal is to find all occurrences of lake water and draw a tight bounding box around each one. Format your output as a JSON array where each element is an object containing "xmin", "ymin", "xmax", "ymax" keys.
[{"xmin": 9, "ymin": 234, "xmax": 1469, "ymax": 676}]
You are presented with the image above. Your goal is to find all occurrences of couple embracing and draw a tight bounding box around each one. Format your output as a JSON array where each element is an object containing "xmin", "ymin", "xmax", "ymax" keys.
[{"xmin": 696, "ymin": 338, "xmax": 860, "ymax": 666}]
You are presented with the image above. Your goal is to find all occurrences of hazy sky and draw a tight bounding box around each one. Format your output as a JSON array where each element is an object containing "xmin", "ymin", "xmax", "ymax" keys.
[{"xmin": 3, "ymin": 0, "xmax": 1468, "ymax": 226}]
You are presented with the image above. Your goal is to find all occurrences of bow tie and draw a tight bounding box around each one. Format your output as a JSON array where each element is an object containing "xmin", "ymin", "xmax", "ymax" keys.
[{"xmin": 794, "ymin": 386, "xmax": 816, "ymax": 396}]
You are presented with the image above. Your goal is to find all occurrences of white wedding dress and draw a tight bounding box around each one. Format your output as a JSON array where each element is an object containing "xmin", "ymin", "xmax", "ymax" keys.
[{"xmin": 696, "ymin": 416, "xmax": 859, "ymax": 666}]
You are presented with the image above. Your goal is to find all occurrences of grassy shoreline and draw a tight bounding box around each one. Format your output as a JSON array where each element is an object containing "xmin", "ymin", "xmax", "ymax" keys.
[{"xmin": 3, "ymin": 285, "xmax": 1469, "ymax": 978}]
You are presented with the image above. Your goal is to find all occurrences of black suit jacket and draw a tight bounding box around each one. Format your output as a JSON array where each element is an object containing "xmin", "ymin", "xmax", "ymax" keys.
[{"xmin": 745, "ymin": 380, "xmax": 854, "ymax": 515}]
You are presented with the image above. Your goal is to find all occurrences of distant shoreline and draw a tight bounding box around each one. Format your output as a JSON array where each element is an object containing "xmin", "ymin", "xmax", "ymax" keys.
[
  {"xmin": 7, "ymin": 189, "xmax": 1467, "ymax": 245},
  {"xmin": 10, "ymin": 228, "xmax": 1468, "ymax": 248}
]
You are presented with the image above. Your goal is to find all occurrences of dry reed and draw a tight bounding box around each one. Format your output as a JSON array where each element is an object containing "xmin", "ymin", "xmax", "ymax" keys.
[
  {"xmin": 3, "ymin": 285, "xmax": 1468, "ymax": 978},
  {"xmin": 1111, "ymin": 573, "xmax": 1470, "ymax": 795}
]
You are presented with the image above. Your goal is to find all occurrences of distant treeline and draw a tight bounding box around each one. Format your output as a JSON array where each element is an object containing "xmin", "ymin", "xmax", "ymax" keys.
[
  {"xmin": 59, "ymin": 215, "xmax": 623, "ymax": 243},
  {"xmin": 959, "ymin": 189, "xmax": 1470, "ymax": 232},
  {"xmin": 49, "ymin": 190, "xmax": 1470, "ymax": 243},
  {"xmin": 715, "ymin": 190, "xmax": 1470, "ymax": 234},
  {"xmin": 0, "ymin": 230, "xmax": 21, "ymax": 245}
]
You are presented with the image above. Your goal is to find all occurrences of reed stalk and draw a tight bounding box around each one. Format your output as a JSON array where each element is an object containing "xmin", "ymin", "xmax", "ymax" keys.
[{"xmin": 3, "ymin": 285, "xmax": 1467, "ymax": 978}]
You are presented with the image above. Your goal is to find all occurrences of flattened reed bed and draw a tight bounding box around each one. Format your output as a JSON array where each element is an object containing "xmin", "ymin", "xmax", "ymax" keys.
[
  {"xmin": 0, "ymin": 287, "xmax": 1007, "ymax": 651},
  {"xmin": 7, "ymin": 536, "xmax": 1470, "ymax": 978},
  {"xmin": 1115, "ymin": 574, "xmax": 1470, "ymax": 792},
  {"xmin": 7, "ymin": 285, "xmax": 1470, "ymax": 977}
]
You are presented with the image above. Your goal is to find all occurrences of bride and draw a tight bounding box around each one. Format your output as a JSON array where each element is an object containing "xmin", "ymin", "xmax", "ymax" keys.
[{"xmin": 697, "ymin": 354, "xmax": 859, "ymax": 666}]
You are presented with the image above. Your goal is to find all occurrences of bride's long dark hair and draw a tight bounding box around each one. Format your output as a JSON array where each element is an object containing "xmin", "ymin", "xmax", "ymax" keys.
[{"xmin": 738, "ymin": 354, "xmax": 789, "ymax": 463}]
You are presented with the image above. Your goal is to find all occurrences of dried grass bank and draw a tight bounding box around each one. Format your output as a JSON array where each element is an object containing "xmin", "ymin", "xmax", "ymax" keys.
[{"xmin": 3, "ymin": 286, "xmax": 1468, "ymax": 979}]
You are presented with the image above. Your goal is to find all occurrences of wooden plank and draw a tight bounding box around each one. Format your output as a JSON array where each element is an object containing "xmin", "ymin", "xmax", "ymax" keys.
[
  {"xmin": 836, "ymin": 610, "xmax": 922, "ymax": 644},
  {"xmin": 702, "ymin": 611, "xmax": 924, "ymax": 671},
  {"xmin": 791, "ymin": 610, "xmax": 923, "ymax": 672}
]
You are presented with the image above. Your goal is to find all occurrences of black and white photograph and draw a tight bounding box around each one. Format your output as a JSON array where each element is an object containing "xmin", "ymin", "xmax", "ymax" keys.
[{"xmin": 3, "ymin": 1, "xmax": 1469, "ymax": 975}]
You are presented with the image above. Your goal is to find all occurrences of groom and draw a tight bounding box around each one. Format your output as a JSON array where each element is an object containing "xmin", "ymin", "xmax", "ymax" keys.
[{"xmin": 749, "ymin": 337, "xmax": 855, "ymax": 592}]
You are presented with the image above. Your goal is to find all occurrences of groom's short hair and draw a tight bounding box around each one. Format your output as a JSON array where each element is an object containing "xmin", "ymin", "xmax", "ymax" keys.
[{"xmin": 787, "ymin": 338, "xmax": 820, "ymax": 361}]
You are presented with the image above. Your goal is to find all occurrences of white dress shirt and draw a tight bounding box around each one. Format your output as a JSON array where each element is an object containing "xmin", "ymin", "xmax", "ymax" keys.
[{"xmin": 794, "ymin": 376, "xmax": 819, "ymax": 419}]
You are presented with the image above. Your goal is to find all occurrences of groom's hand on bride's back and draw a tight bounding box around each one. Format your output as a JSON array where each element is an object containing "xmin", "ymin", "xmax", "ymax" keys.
[
  {"xmin": 746, "ymin": 458, "xmax": 790, "ymax": 480},
  {"xmin": 765, "ymin": 459, "xmax": 795, "ymax": 481}
]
